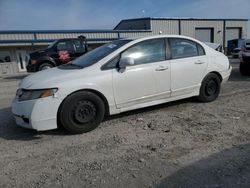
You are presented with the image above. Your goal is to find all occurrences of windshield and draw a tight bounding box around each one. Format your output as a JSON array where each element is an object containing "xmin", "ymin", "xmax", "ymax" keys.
[
  {"xmin": 72, "ymin": 39, "xmax": 132, "ymax": 68},
  {"xmin": 47, "ymin": 40, "xmax": 58, "ymax": 49}
]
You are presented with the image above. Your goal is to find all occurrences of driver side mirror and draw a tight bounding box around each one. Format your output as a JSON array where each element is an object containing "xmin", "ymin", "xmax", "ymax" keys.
[{"xmin": 118, "ymin": 57, "xmax": 134, "ymax": 73}]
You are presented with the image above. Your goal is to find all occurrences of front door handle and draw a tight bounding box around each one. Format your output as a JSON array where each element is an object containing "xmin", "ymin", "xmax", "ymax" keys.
[
  {"xmin": 195, "ymin": 60, "xmax": 205, "ymax": 65},
  {"xmin": 155, "ymin": 66, "xmax": 168, "ymax": 71}
]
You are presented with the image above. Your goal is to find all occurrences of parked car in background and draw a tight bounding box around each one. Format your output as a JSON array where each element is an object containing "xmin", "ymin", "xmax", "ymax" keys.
[
  {"xmin": 239, "ymin": 51, "xmax": 250, "ymax": 75},
  {"xmin": 204, "ymin": 42, "xmax": 224, "ymax": 53},
  {"xmin": 26, "ymin": 36, "xmax": 88, "ymax": 72},
  {"xmin": 12, "ymin": 35, "xmax": 232, "ymax": 134},
  {"xmin": 239, "ymin": 39, "xmax": 250, "ymax": 76},
  {"xmin": 231, "ymin": 47, "xmax": 241, "ymax": 58},
  {"xmin": 245, "ymin": 39, "xmax": 250, "ymax": 50},
  {"xmin": 227, "ymin": 39, "xmax": 245, "ymax": 55}
]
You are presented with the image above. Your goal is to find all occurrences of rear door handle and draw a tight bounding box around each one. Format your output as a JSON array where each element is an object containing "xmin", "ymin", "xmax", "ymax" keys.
[
  {"xmin": 155, "ymin": 66, "xmax": 168, "ymax": 71},
  {"xmin": 195, "ymin": 60, "xmax": 205, "ymax": 65}
]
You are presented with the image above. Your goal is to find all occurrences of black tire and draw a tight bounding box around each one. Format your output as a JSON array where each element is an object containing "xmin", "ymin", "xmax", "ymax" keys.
[
  {"xmin": 198, "ymin": 73, "xmax": 221, "ymax": 102},
  {"xmin": 38, "ymin": 62, "xmax": 54, "ymax": 71},
  {"xmin": 239, "ymin": 62, "xmax": 250, "ymax": 76},
  {"xmin": 59, "ymin": 91, "xmax": 105, "ymax": 134}
]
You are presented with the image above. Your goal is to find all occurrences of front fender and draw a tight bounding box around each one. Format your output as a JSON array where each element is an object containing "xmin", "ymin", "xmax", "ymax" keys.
[
  {"xmin": 36, "ymin": 56, "xmax": 57, "ymax": 66},
  {"xmin": 55, "ymin": 74, "xmax": 117, "ymax": 115}
]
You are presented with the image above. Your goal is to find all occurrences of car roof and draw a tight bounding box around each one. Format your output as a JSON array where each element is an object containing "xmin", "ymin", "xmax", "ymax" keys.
[
  {"xmin": 124, "ymin": 34, "xmax": 191, "ymax": 40},
  {"xmin": 121, "ymin": 34, "xmax": 202, "ymax": 43}
]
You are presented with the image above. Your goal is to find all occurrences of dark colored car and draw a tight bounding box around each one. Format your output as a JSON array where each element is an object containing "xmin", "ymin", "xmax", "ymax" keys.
[
  {"xmin": 26, "ymin": 36, "xmax": 88, "ymax": 72},
  {"xmin": 231, "ymin": 48, "xmax": 241, "ymax": 58},
  {"xmin": 239, "ymin": 39, "xmax": 250, "ymax": 76},
  {"xmin": 240, "ymin": 54, "xmax": 250, "ymax": 76}
]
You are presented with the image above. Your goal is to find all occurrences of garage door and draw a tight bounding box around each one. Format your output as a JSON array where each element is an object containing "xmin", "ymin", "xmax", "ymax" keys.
[
  {"xmin": 226, "ymin": 28, "xmax": 241, "ymax": 46},
  {"xmin": 195, "ymin": 28, "xmax": 214, "ymax": 42}
]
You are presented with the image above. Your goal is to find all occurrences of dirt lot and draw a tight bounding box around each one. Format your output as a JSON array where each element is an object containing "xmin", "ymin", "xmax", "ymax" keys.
[{"xmin": 0, "ymin": 59, "xmax": 250, "ymax": 188}]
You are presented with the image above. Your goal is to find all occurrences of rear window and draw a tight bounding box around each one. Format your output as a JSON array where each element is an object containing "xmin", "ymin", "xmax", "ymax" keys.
[{"xmin": 169, "ymin": 38, "xmax": 205, "ymax": 59}]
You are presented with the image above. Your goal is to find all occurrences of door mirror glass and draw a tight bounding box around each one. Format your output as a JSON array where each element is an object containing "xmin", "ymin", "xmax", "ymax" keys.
[{"xmin": 119, "ymin": 57, "xmax": 134, "ymax": 68}]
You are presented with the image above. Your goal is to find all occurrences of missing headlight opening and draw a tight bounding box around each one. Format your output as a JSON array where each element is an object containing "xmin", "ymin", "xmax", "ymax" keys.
[{"xmin": 17, "ymin": 88, "xmax": 58, "ymax": 101}]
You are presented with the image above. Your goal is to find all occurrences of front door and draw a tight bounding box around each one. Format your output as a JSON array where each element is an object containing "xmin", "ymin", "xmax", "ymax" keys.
[
  {"xmin": 113, "ymin": 38, "xmax": 170, "ymax": 109},
  {"xmin": 16, "ymin": 50, "xmax": 27, "ymax": 72}
]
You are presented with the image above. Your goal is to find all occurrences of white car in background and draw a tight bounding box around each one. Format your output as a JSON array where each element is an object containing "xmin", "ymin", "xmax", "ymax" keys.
[
  {"xmin": 12, "ymin": 35, "xmax": 232, "ymax": 134},
  {"xmin": 204, "ymin": 42, "xmax": 224, "ymax": 53}
]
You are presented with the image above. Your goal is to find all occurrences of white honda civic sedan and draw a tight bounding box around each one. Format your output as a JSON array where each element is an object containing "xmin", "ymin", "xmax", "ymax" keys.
[{"xmin": 12, "ymin": 35, "xmax": 232, "ymax": 133}]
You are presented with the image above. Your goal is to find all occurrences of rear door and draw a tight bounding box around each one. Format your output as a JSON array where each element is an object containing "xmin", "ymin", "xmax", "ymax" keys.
[{"xmin": 169, "ymin": 38, "xmax": 208, "ymax": 97}]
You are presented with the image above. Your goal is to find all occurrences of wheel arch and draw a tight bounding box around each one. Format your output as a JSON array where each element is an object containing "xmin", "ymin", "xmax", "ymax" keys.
[
  {"xmin": 37, "ymin": 60, "xmax": 55, "ymax": 71},
  {"xmin": 37, "ymin": 56, "xmax": 56, "ymax": 65},
  {"xmin": 206, "ymin": 71, "xmax": 223, "ymax": 82},
  {"xmin": 58, "ymin": 89, "xmax": 110, "ymax": 118}
]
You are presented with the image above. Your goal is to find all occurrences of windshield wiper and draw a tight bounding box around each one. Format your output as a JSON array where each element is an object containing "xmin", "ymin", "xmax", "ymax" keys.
[
  {"xmin": 59, "ymin": 63, "xmax": 83, "ymax": 69},
  {"xmin": 69, "ymin": 63, "xmax": 83, "ymax": 68}
]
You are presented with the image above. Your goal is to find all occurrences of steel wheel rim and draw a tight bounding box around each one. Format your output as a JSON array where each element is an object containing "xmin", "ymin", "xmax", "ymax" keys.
[
  {"xmin": 41, "ymin": 66, "xmax": 51, "ymax": 70},
  {"xmin": 205, "ymin": 79, "xmax": 217, "ymax": 96},
  {"xmin": 72, "ymin": 100, "xmax": 96, "ymax": 124}
]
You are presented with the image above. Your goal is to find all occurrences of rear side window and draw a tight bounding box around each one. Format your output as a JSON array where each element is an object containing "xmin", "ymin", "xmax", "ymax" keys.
[
  {"xmin": 121, "ymin": 38, "xmax": 166, "ymax": 65},
  {"xmin": 169, "ymin": 38, "xmax": 205, "ymax": 59},
  {"xmin": 197, "ymin": 44, "xmax": 205, "ymax": 56},
  {"xmin": 72, "ymin": 40, "xmax": 85, "ymax": 52},
  {"xmin": 57, "ymin": 41, "xmax": 73, "ymax": 51}
]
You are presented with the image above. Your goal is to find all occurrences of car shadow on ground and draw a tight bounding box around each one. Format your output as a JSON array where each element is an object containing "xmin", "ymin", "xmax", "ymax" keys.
[
  {"xmin": 104, "ymin": 97, "xmax": 198, "ymax": 122},
  {"xmin": 0, "ymin": 107, "xmax": 70, "ymax": 141},
  {"xmin": 0, "ymin": 97, "xmax": 197, "ymax": 141},
  {"xmin": 156, "ymin": 143, "xmax": 250, "ymax": 188},
  {"xmin": 229, "ymin": 66, "xmax": 250, "ymax": 82},
  {"xmin": 1, "ymin": 74, "xmax": 30, "ymax": 81}
]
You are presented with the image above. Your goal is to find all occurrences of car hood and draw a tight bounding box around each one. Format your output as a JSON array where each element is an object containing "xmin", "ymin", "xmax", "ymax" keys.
[
  {"xmin": 29, "ymin": 49, "xmax": 48, "ymax": 57},
  {"xmin": 19, "ymin": 67, "xmax": 86, "ymax": 89}
]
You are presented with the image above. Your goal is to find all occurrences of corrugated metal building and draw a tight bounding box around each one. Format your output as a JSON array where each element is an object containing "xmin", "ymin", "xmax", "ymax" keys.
[
  {"xmin": 0, "ymin": 17, "xmax": 248, "ymax": 75},
  {"xmin": 114, "ymin": 17, "xmax": 248, "ymax": 47}
]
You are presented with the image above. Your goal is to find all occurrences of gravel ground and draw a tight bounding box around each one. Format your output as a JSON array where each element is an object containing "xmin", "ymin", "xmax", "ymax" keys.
[{"xmin": 0, "ymin": 59, "xmax": 250, "ymax": 188}]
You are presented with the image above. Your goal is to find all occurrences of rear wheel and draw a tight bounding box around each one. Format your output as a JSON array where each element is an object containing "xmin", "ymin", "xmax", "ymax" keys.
[
  {"xmin": 38, "ymin": 63, "xmax": 54, "ymax": 71},
  {"xmin": 59, "ymin": 91, "xmax": 105, "ymax": 134},
  {"xmin": 198, "ymin": 73, "xmax": 221, "ymax": 102}
]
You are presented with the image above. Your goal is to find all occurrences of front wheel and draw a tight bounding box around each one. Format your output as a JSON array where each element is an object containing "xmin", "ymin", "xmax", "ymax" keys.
[
  {"xmin": 38, "ymin": 63, "xmax": 54, "ymax": 71},
  {"xmin": 59, "ymin": 91, "xmax": 105, "ymax": 134},
  {"xmin": 198, "ymin": 73, "xmax": 221, "ymax": 102}
]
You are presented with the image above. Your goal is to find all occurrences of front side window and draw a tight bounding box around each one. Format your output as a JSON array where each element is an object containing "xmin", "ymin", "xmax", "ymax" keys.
[
  {"xmin": 47, "ymin": 40, "xmax": 58, "ymax": 49},
  {"xmin": 121, "ymin": 39, "xmax": 166, "ymax": 65},
  {"xmin": 170, "ymin": 38, "xmax": 205, "ymax": 59},
  {"xmin": 57, "ymin": 41, "xmax": 73, "ymax": 51}
]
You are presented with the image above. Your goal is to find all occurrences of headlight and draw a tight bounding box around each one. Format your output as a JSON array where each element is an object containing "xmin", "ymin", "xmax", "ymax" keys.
[
  {"xmin": 17, "ymin": 88, "xmax": 58, "ymax": 101},
  {"xmin": 31, "ymin": 59, "xmax": 37, "ymax": 65}
]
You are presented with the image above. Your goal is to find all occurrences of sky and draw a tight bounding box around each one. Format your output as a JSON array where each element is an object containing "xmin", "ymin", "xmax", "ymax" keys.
[{"xmin": 0, "ymin": 0, "xmax": 250, "ymax": 33}]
